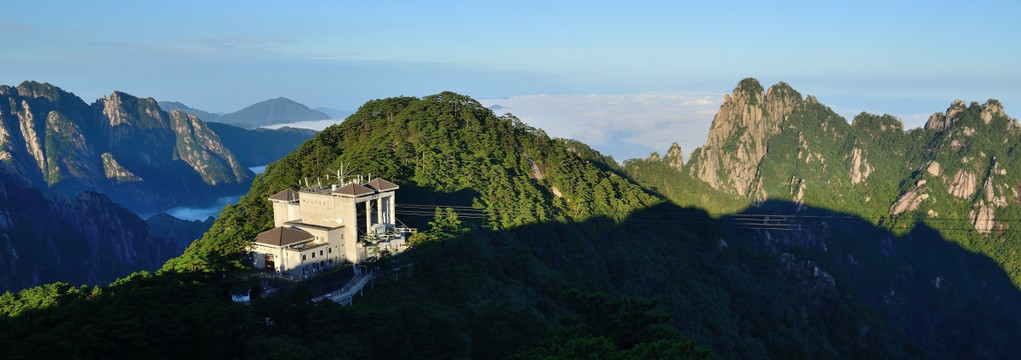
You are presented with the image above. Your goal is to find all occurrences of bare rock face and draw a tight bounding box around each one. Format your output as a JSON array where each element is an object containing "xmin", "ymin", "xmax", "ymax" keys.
[
  {"xmin": 925, "ymin": 100, "xmax": 966, "ymax": 132},
  {"xmin": 925, "ymin": 161, "xmax": 942, "ymax": 177},
  {"xmin": 664, "ymin": 142, "xmax": 684, "ymax": 170},
  {"xmin": 101, "ymin": 153, "xmax": 142, "ymax": 183},
  {"xmin": 688, "ymin": 78, "xmax": 802, "ymax": 195},
  {"xmin": 947, "ymin": 169, "xmax": 977, "ymax": 199},
  {"xmin": 890, "ymin": 180, "xmax": 929, "ymax": 216},
  {"xmin": 849, "ymin": 146, "xmax": 873, "ymax": 185},
  {"xmin": 168, "ymin": 110, "xmax": 249, "ymax": 186},
  {"xmin": 971, "ymin": 202, "xmax": 996, "ymax": 235},
  {"xmin": 981, "ymin": 99, "xmax": 1005, "ymax": 125},
  {"xmin": 16, "ymin": 100, "xmax": 46, "ymax": 177}
]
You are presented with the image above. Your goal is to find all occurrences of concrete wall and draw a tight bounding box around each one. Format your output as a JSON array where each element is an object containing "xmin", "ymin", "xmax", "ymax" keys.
[{"xmin": 271, "ymin": 200, "xmax": 302, "ymax": 227}]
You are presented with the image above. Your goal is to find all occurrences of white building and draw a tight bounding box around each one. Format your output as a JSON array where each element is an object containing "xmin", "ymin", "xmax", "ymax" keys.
[{"xmin": 251, "ymin": 177, "xmax": 413, "ymax": 277}]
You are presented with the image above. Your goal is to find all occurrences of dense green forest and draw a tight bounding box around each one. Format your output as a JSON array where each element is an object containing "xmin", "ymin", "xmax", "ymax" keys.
[{"xmin": 3, "ymin": 90, "xmax": 1021, "ymax": 359}]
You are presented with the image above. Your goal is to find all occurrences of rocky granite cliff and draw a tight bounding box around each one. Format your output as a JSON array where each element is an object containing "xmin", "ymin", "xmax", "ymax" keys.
[
  {"xmin": 686, "ymin": 78, "xmax": 802, "ymax": 196},
  {"xmin": 0, "ymin": 81, "xmax": 253, "ymax": 213}
]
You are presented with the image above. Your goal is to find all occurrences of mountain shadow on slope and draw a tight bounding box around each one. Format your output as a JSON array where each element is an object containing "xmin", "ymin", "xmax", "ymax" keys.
[
  {"xmin": 721, "ymin": 199, "xmax": 1021, "ymax": 359},
  {"xmin": 2, "ymin": 168, "xmax": 1020, "ymax": 358},
  {"xmin": 0, "ymin": 180, "xmax": 179, "ymax": 292},
  {"xmin": 53, "ymin": 89, "xmax": 1004, "ymax": 359}
]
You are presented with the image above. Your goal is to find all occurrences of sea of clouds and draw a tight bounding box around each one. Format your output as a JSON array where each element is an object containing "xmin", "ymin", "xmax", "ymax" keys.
[{"xmin": 479, "ymin": 92, "xmax": 725, "ymax": 163}]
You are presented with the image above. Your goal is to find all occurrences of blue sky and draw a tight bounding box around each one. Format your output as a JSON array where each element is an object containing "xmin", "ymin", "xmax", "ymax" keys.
[{"xmin": 2, "ymin": 0, "xmax": 1019, "ymax": 160}]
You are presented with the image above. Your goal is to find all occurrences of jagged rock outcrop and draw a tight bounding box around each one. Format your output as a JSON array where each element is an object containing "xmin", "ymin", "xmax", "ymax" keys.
[
  {"xmin": 849, "ymin": 145, "xmax": 873, "ymax": 185},
  {"xmin": 664, "ymin": 142, "xmax": 684, "ymax": 169},
  {"xmin": 924, "ymin": 99, "xmax": 967, "ymax": 132},
  {"xmin": 980, "ymin": 99, "xmax": 1005, "ymax": 125},
  {"xmin": 971, "ymin": 202, "xmax": 996, "ymax": 235},
  {"xmin": 890, "ymin": 180, "xmax": 930, "ymax": 216},
  {"xmin": 101, "ymin": 152, "xmax": 142, "ymax": 183},
  {"xmin": 925, "ymin": 161, "xmax": 942, "ymax": 177},
  {"xmin": 687, "ymin": 79, "xmax": 803, "ymax": 195},
  {"xmin": 0, "ymin": 81, "xmax": 253, "ymax": 213},
  {"xmin": 947, "ymin": 169, "xmax": 977, "ymax": 199}
]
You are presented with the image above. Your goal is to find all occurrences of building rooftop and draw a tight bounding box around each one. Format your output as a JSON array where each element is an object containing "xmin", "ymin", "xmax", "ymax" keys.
[
  {"xmin": 254, "ymin": 227, "xmax": 314, "ymax": 247},
  {"xmin": 332, "ymin": 183, "xmax": 376, "ymax": 196},
  {"xmin": 365, "ymin": 178, "xmax": 399, "ymax": 191},
  {"xmin": 268, "ymin": 189, "xmax": 300, "ymax": 202}
]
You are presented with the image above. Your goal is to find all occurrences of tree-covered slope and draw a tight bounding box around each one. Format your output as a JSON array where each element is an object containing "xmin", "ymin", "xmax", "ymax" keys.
[
  {"xmin": 4, "ymin": 90, "xmax": 1021, "ymax": 359},
  {"xmin": 161, "ymin": 91, "xmax": 1015, "ymax": 358},
  {"xmin": 165, "ymin": 92, "xmax": 658, "ymax": 272}
]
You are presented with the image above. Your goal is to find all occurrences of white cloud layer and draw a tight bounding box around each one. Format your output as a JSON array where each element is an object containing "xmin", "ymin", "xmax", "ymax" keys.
[{"xmin": 479, "ymin": 92, "xmax": 724, "ymax": 162}]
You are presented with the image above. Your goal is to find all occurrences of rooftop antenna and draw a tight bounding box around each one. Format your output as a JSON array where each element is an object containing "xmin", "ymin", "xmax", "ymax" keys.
[{"xmin": 334, "ymin": 161, "xmax": 356, "ymax": 186}]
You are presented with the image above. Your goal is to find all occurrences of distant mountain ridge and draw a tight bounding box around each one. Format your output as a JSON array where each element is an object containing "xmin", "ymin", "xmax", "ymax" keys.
[
  {"xmin": 205, "ymin": 122, "xmax": 317, "ymax": 167},
  {"xmin": 215, "ymin": 97, "xmax": 330, "ymax": 128},
  {"xmin": 157, "ymin": 101, "xmax": 222, "ymax": 122}
]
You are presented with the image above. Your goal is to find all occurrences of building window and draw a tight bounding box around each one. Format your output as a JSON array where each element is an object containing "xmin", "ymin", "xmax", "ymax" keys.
[
  {"xmin": 302, "ymin": 254, "xmax": 306, "ymax": 261},
  {"xmin": 329, "ymin": 248, "xmax": 332, "ymax": 254},
  {"xmin": 320, "ymin": 250, "xmax": 324, "ymax": 256},
  {"xmin": 312, "ymin": 252, "xmax": 316, "ymax": 258}
]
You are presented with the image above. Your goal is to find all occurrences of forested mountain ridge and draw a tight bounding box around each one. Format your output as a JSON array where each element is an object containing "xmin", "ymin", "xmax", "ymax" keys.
[
  {"xmin": 4, "ymin": 89, "xmax": 1021, "ymax": 359},
  {"xmin": 0, "ymin": 81, "xmax": 252, "ymax": 213},
  {"xmin": 165, "ymin": 91, "xmax": 659, "ymax": 272},
  {"xmin": 634, "ymin": 78, "xmax": 1021, "ymax": 286}
]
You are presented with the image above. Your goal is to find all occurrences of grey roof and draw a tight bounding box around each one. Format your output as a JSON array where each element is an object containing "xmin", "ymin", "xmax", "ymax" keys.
[
  {"xmin": 332, "ymin": 183, "xmax": 375, "ymax": 196},
  {"xmin": 268, "ymin": 189, "xmax": 300, "ymax": 202},
  {"xmin": 254, "ymin": 227, "xmax": 313, "ymax": 247},
  {"xmin": 365, "ymin": 178, "xmax": 399, "ymax": 191}
]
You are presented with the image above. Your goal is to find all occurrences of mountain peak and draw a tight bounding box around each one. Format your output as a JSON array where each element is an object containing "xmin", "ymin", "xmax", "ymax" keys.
[
  {"xmin": 99, "ymin": 91, "xmax": 166, "ymax": 129},
  {"xmin": 981, "ymin": 99, "xmax": 1006, "ymax": 125},
  {"xmin": 688, "ymin": 78, "xmax": 804, "ymax": 195},
  {"xmin": 765, "ymin": 81, "xmax": 801, "ymax": 101},
  {"xmin": 664, "ymin": 142, "xmax": 684, "ymax": 169},
  {"xmin": 217, "ymin": 97, "xmax": 329, "ymax": 127},
  {"xmin": 16, "ymin": 81, "xmax": 66, "ymax": 102}
]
